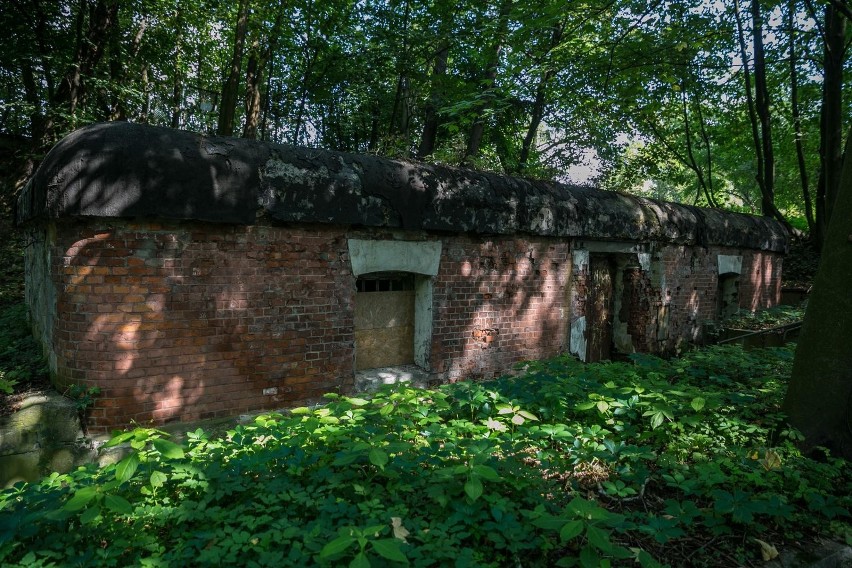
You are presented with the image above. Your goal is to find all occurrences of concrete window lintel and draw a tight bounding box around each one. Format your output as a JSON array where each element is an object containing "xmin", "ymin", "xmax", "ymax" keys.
[
  {"xmin": 574, "ymin": 240, "xmax": 651, "ymax": 255},
  {"xmin": 348, "ymin": 239, "xmax": 442, "ymax": 277},
  {"xmin": 717, "ymin": 255, "xmax": 743, "ymax": 275}
]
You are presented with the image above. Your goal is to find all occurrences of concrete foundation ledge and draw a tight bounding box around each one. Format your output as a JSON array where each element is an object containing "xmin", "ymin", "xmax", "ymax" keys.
[{"xmin": 0, "ymin": 392, "xmax": 96, "ymax": 488}]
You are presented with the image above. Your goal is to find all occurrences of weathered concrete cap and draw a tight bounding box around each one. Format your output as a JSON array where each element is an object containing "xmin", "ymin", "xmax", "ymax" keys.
[{"xmin": 18, "ymin": 122, "xmax": 788, "ymax": 252}]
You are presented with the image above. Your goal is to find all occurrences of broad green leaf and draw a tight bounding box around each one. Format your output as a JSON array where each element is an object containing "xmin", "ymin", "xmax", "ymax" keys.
[
  {"xmin": 362, "ymin": 525, "xmax": 386, "ymax": 538},
  {"xmin": 350, "ymin": 552, "xmax": 370, "ymax": 568},
  {"xmin": 586, "ymin": 525, "xmax": 612, "ymax": 553},
  {"xmin": 575, "ymin": 402, "xmax": 596, "ymax": 411},
  {"xmin": 333, "ymin": 452, "xmax": 360, "ymax": 466},
  {"xmin": 152, "ymin": 438, "xmax": 185, "ymax": 460},
  {"xmin": 149, "ymin": 470, "xmax": 167, "ymax": 488},
  {"xmin": 596, "ymin": 401, "xmax": 610, "ymax": 413},
  {"xmin": 532, "ymin": 514, "xmax": 569, "ymax": 530},
  {"xmin": 64, "ymin": 486, "xmax": 98, "ymax": 512},
  {"xmin": 636, "ymin": 549, "xmax": 664, "ymax": 568},
  {"xmin": 580, "ymin": 544, "xmax": 601, "ymax": 568},
  {"xmin": 472, "ymin": 465, "xmax": 501, "ymax": 482},
  {"xmin": 79, "ymin": 504, "xmax": 101, "ymax": 524},
  {"xmin": 372, "ymin": 538, "xmax": 408, "ymax": 563},
  {"xmin": 104, "ymin": 431, "xmax": 136, "ymax": 447},
  {"xmin": 559, "ymin": 520, "xmax": 584, "ymax": 541},
  {"xmin": 464, "ymin": 477, "xmax": 483, "ymax": 501},
  {"xmin": 347, "ymin": 397, "xmax": 369, "ymax": 406},
  {"xmin": 369, "ymin": 448, "xmax": 389, "ymax": 468},
  {"xmin": 518, "ymin": 410, "xmax": 539, "ymax": 421},
  {"xmin": 319, "ymin": 535, "xmax": 356, "ymax": 558},
  {"xmin": 690, "ymin": 397, "xmax": 706, "ymax": 412},
  {"xmin": 104, "ymin": 494, "xmax": 133, "ymax": 515}
]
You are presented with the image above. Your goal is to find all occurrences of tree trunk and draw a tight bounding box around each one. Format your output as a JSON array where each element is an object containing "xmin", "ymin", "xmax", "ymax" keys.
[
  {"xmin": 782, "ymin": 127, "xmax": 852, "ymax": 460},
  {"xmin": 218, "ymin": 0, "xmax": 250, "ymax": 136},
  {"xmin": 752, "ymin": 0, "xmax": 780, "ymax": 220},
  {"xmin": 243, "ymin": 46, "xmax": 262, "ymax": 139},
  {"xmin": 389, "ymin": 0, "xmax": 412, "ymax": 138},
  {"xmin": 461, "ymin": 0, "xmax": 513, "ymax": 167},
  {"xmin": 417, "ymin": 38, "xmax": 450, "ymax": 158},
  {"xmin": 243, "ymin": 7, "xmax": 283, "ymax": 140},
  {"xmin": 518, "ymin": 21, "xmax": 564, "ymax": 173},
  {"xmin": 789, "ymin": 0, "xmax": 814, "ymax": 233},
  {"xmin": 816, "ymin": 3, "xmax": 846, "ymax": 247},
  {"xmin": 734, "ymin": 0, "xmax": 764, "ymax": 199},
  {"xmin": 40, "ymin": 0, "xmax": 118, "ymax": 145},
  {"xmin": 108, "ymin": 16, "xmax": 147, "ymax": 121}
]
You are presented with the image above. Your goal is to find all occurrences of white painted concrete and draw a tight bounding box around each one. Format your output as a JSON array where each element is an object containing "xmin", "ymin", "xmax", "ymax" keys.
[{"xmin": 570, "ymin": 316, "xmax": 587, "ymax": 361}]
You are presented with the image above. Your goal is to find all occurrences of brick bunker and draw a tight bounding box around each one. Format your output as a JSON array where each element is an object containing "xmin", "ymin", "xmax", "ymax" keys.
[{"xmin": 17, "ymin": 123, "xmax": 788, "ymax": 431}]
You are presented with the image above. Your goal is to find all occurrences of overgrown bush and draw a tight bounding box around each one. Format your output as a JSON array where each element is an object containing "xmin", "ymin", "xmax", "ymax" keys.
[{"xmin": 1, "ymin": 345, "xmax": 849, "ymax": 567}]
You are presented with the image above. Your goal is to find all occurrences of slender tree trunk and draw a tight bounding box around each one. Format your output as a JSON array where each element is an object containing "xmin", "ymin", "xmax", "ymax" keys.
[
  {"xmin": 292, "ymin": 0, "xmax": 315, "ymax": 145},
  {"xmin": 695, "ymin": 99, "xmax": 717, "ymax": 207},
  {"xmin": 389, "ymin": 0, "xmax": 411, "ymax": 138},
  {"xmin": 140, "ymin": 64, "xmax": 150, "ymax": 123},
  {"xmin": 789, "ymin": 0, "xmax": 814, "ymax": 233},
  {"xmin": 816, "ymin": 3, "xmax": 846, "ymax": 246},
  {"xmin": 243, "ymin": 8, "xmax": 283, "ymax": 140},
  {"xmin": 461, "ymin": 0, "xmax": 513, "ymax": 167},
  {"xmin": 40, "ymin": 0, "xmax": 118, "ymax": 145},
  {"xmin": 218, "ymin": 0, "xmax": 250, "ymax": 136},
  {"xmin": 751, "ymin": 0, "xmax": 780, "ymax": 219},
  {"xmin": 21, "ymin": 61, "xmax": 43, "ymax": 138},
  {"xmin": 108, "ymin": 17, "xmax": 147, "ymax": 121},
  {"xmin": 417, "ymin": 38, "xmax": 450, "ymax": 158},
  {"xmin": 680, "ymin": 87, "xmax": 716, "ymax": 207},
  {"xmin": 243, "ymin": 45, "xmax": 262, "ymax": 139},
  {"xmin": 518, "ymin": 22, "xmax": 564, "ymax": 173}
]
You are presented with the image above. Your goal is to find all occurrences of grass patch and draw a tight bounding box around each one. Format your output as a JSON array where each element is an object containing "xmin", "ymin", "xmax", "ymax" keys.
[{"xmin": 0, "ymin": 345, "xmax": 849, "ymax": 567}]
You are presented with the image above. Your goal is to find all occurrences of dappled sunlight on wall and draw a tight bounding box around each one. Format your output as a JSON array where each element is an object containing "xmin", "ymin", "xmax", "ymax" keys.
[{"xmin": 435, "ymin": 237, "xmax": 570, "ymax": 381}]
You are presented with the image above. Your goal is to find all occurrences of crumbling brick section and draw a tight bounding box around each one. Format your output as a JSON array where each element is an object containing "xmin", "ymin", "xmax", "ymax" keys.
[
  {"xmin": 47, "ymin": 220, "xmax": 356, "ymax": 431},
  {"xmin": 431, "ymin": 236, "xmax": 571, "ymax": 381}
]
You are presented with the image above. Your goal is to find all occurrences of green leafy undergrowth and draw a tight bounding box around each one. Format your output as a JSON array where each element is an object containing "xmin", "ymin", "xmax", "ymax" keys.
[
  {"xmin": 1, "ymin": 345, "xmax": 849, "ymax": 567},
  {"xmin": 721, "ymin": 304, "xmax": 805, "ymax": 331},
  {"xmin": 0, "ymin": 303, "xmax": 49, "ymax": 395}
]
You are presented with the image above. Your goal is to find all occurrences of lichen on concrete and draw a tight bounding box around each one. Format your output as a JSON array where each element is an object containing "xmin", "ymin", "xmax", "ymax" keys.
[{"xmin": 18, "ymin": 123, "xmax": 788, "ymax": 254}]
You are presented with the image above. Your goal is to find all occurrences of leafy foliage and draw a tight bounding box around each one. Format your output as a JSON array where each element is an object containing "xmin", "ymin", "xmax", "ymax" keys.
[
  {"xmin": 0, "ymin": 0, "xmax": 842, "ymax": 231},
  {"xmin": 1, "ymin": 345, "xmax": 848, "ymax": 567},
  {"xmin": 0, "ymin": 303, "xmax": 49, "ymax": 397},
  {"xmin": 721, "ymin": 304, "xmax": 805, "ymax": 331}
]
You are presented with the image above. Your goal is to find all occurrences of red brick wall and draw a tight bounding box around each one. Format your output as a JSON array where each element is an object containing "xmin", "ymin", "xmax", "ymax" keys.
[
  {"xmin": 48, "ymin": 221, "xmax": 356, "ymax": 431},
  {"xmin": 431, "ymin": 236, "xmax": 571, "ymax": 381},
  {"xmin": 33, "ymin": 219, "xmax": 783, "ymax": 431}
]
